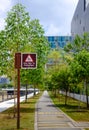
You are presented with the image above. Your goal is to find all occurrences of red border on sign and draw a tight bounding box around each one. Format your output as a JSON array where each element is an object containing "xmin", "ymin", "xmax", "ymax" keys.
[{"xmin": 21, "ymin": 53, "xmax": 37, "ymax": 69}]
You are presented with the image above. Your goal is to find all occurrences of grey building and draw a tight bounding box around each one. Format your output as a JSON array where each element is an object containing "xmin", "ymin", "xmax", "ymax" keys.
[{"xmin": 71, "ymin": 0, "xmax": 89, "ymax": 36}]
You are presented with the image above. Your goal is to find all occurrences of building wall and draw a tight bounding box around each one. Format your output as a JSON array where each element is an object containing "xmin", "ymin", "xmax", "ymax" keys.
[
  {"xmin": 46, "ymin": 36, "xmax": 72, "ymax": 49},
  {"xmin": 71, "ymin": 0, "xmax": 89, "ymax": 36}
]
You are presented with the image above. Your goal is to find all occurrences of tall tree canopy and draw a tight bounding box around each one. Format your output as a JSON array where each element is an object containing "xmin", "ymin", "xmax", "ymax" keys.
[{"xmin": 0, "ymin": 3, "xmax": 49, "ymax": 87}]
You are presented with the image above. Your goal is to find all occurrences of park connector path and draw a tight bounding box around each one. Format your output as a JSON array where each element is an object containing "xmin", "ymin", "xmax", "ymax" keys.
[
  {"xmin": 35, "ymin": 91, "xmax": 89, "ymax": 130},
  {"xmin": 0, "ymin": 92, "xmax": 35, "ymax": 112}
]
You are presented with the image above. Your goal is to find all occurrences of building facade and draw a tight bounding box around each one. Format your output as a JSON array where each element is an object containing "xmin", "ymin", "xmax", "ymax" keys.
[
  {"xmin": 46, "ymin": 36, "xmax": 72, "ymax": 49},
  {"xmin": 0, "ymin": 76, "xmax": 9, "ymax": 85},
  {"xmin": 71, "ymin": 0, "xmax": 89, "ymax": 36}
]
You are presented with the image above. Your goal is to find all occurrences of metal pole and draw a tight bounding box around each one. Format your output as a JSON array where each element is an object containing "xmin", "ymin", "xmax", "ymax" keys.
[{"xmin": 17, "ymin": 68, "xmax": 20, "ymax": 129}]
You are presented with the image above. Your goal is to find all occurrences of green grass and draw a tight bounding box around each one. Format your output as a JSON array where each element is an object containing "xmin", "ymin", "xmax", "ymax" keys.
[
  {"xmin": 49, "ymin": 92, "xmax": 89, "ymax": 122},
  {"xmin": 0, "ymin": 92, "xmax": 42, "ymax": 130}
]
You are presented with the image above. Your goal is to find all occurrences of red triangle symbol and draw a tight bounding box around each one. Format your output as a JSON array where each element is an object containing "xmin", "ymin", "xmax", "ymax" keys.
[{"xmin": 25, "ymin": 55, "xmax": 33, "ymax": 62}]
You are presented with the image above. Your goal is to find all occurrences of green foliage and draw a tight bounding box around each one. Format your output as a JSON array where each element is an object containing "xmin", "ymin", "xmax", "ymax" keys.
[
  {"xmin": 70, "ymin": 50, "xmax": 89, "ymax": 80},
  {"xmin": 64, "ymin": 42, "xmax": 73, "ymax": 52},
  {"xmin": 65, "ymin": 33, "xmax": 89, "ymax": 53},
  {"xmin": 50, "ymin": 92, "xmax": 89, "ymax": 122},
  {"xmin": 57, "ymin": 67, "xmax": 71, "ymax": 92},
  {"xmin": 0, "ymin": 93, "xmax": 42, "ymax": 130},
  {"xmin": 0, "ymin": 3, "xmax": 49, "ymax": 89},
  {"xmin": 5, "ymin": 4, "xmax": 30, "ymax": 48}
]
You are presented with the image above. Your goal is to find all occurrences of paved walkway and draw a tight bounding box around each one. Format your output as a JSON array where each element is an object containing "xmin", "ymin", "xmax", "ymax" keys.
[
  {"xmin": 35, "ymin": 91, "xmax": 89, "ymax": 130},
  {"xmin": 0, "ymin": 93, "xmax": 35, "ymax": 112}
]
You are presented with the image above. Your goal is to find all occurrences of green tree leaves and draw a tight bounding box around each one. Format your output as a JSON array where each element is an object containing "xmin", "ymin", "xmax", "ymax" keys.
[
  {"xmin": 47, "ymin": 33, "xmax": 89, "ymax": 107},
  {"xmin": 0, "ymin": 3, "xmax": 49, "ymax": 89}
]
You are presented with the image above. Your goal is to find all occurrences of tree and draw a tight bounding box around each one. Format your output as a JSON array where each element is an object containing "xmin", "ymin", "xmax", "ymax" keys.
[
  {"xmin": 0, "ymin": 4, "xmax": 31, "ymax": 85},
  {"xmin": 64, "ymin": 33, "xmax": 89, "ymax": 108},
  {"xmin": 0, "ymin": 3, "xmax": 50, "ymax": 119},
  {"xmin": 64, "ymin": 33, "xmax": 89, "ymax": 53},
  {"xmin": 0, "ymin": 30, "xmax": 9, "ymax": 75},
  {"xmin": 70, "ymin": 50, "xmax": 89, "ymax": 108},
  {"xmin": 20, "ymin": 19, "xmax": 49, "ymax": 90},
  {"xmin": 48, "ymin": 49, "xmax": 62, "ymax": 64},
  {"xmin": 50, "ymin": 72, "xmax": 59, "ymax": 97},
  {"xmin": 57, "ymin": 67, "xmax": 71, "ymax": 105},
  {"xmin": 0, "ymin": 3, "xmax": 49, "ymax": 87}
]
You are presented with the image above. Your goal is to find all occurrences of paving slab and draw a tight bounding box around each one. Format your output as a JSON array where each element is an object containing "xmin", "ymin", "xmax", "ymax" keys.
[{"xmin": 35, "ymin": 91, "xmax": 83, "ymax": 130}]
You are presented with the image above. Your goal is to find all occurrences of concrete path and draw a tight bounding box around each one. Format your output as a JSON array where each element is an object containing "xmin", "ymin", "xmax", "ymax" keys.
[{"xmin": 35, "ymin": 91, "xmax": 84, "ymax": 130}]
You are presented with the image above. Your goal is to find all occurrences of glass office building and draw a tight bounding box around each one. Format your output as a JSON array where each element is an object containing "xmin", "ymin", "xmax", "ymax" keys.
[{"xmin": 46, "ymin": 36, "xmax": 72, "ymax": 49}]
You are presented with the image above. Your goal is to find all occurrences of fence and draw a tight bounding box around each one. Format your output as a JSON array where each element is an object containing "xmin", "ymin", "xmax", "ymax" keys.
[{"xmin": 61, "ymin": 91, "xmax": 89, "ymax": 103}]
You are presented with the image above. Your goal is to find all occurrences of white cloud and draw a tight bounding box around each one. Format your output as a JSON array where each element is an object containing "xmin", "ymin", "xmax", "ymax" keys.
[
  {"xmin": 0, "ymin": 0, "xmax": 12, "ymax": 30},
  {"xmin": 0, "ymin": 18, "xmax": 5, "ymax": 30},
  {"xmin": 45, "ymin": 24, "xmax": 60, "ymax": 36},
  {"xmin": 0, "ymin": 0, "xmax": 12, "ymax": 12},
  {"xmin": 0, "ymin": 0, "xmax": 79, "ymax": 35},
  {"xmin": 27, "ymin": 0, "xmax": 79, "ymax": 35}
]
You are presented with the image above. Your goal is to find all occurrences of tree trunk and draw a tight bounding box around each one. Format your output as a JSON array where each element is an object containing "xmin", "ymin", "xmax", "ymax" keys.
[
  {"xmin": 55, "ymin": 89, "xmax": 56, "ymax": 97},
  {"xmin": 34, "ymin": 85, "xmax": 36, "ymax": 95},
  {"xmin": 65, "ymin": 90, "xmax": 67, "ymax": 106},
  {"xmin": 25, "ymin": 84, "xmax": 28, "ymax": 102},
  {"xmin": 84, "ymin": 78, "xmax": 89, "ymax": 108}
]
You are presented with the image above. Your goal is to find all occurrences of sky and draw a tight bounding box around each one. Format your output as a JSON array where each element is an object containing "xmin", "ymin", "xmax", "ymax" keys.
[{"xmin": 0, "ymin": 0, "xmax": 78, "ymax": 36}]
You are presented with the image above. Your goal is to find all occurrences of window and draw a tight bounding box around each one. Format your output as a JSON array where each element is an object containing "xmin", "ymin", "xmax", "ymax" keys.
[
  {"xmin": 84, "ymin": 0, "xmax": 89, "ymax": 11},
  {"xmin": 51, "ymin": 36, "xmax": 54, "ymax": 41},
  {"xmin": 84, "ymin": 0, "xmax": 86, "ymax": 11},
  {"xmin": 61, "ymin": 42, "xmax": 65, "ymax": 48},
  {"xmin": 58, "ymin": 42, "xmax": 61, "ymax": 47},
  {"xmin": 58, "ymin": 36, "xmax": 61, "ymax": 41},
  {"xmin": 80, "ymin": 20, "xmax": 81, "ymax": 24},
  {"xmin": 61, "ymin": 36, "xmax": 65, "ymax": 41},
  {"xmin": 86, "ymin": 0, "xmax": 89, "ymax": 7},
  {"xmin": 83, "ymin": 26, "xmax": 85, "ymax": 32},
  {"xmin": 77, "ymin": 14, "xmax": 78, "ymax": 19}
]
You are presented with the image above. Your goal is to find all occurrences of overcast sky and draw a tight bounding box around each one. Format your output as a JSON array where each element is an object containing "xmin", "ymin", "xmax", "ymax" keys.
[{"xmin": 0, "ymin": 0, "xmax": 78, "ymax": 36}]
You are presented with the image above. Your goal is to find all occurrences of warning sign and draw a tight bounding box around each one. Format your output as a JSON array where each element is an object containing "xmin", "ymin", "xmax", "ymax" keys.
[
  {"xmin": 22, "ymin": 53, "xmax": 37, "ymax": 69},
  {"xmin": 25, "ymin": 55, "xmax": 33, "ymax": 62}
]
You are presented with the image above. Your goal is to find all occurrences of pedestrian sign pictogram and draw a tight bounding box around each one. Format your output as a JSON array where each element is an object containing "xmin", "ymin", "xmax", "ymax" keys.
[
  {"xmin": 22, "ymin": 53, "xmax": 37, "ymax": 69},
  {"xmin": 25, "ymin": 55, "xmax": 33, "ymax": 62}
]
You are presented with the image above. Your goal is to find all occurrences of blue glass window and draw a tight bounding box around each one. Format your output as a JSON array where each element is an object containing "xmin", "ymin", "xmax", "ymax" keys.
[
  {"xmin": 61, "ymin": 42, "xmax": 65, "ymax": 48},
  {"xmin": 61, "ymin": 36, "xmax": 65, "ymax": 41},
  {"xmin": 51, "ymin": 36, "xmax": 54, "ymax": 41},
  {"xmin": 58, "ymin": 36, "xmax": 61, "ymax": 41},
  {"xmin": 47, "ymin": 36, "xmax": 72, "ymax": 49}
]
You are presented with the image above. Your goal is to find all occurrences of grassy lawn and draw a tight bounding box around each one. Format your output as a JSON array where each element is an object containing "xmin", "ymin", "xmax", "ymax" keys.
[
  {"xmin": 49, "ymin": 92, "xmax": 89, "ymax": 122},
  {"xmin": 0, "ymin": 92, "xmax": 42, "ymax": 130}
]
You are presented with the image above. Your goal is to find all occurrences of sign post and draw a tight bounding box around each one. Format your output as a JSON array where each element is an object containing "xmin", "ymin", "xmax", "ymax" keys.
[
  {"xmin": 15, "ymin": 53, "xmax": 37, "ymax": 129},
  {"xmin": 17, "ymin": 68, "xmax": 20, "ymax": 129},
  {"xmin": 15, "ymin": 53, "xmax": 21, "ymax": 129}
]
